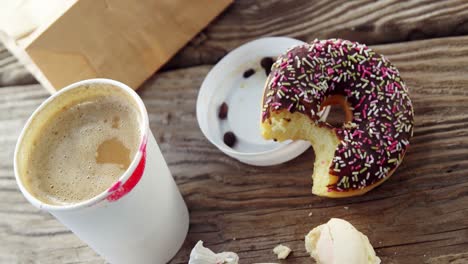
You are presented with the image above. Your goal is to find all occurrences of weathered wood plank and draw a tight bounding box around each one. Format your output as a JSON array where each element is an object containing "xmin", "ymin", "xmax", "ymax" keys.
[
  {"xmin": 164, "ymin": 0, "xmax": 468, "ymax": 69},
  {"xmin": 3, "ymin": 0, "xmax": 468, "ymax": 87},
  {"xmin": 0, "ymin": 44, "xmax": 36, "ymax": 87},
  {"xmin": 1, "ymin": 36, "xmax": 468, "ymax": 263}
]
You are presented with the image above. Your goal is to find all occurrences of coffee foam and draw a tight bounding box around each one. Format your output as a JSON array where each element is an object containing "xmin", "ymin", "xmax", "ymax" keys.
[{"xmin": 18, "ymin": 84, "xmax": 142, "ymax": 205}]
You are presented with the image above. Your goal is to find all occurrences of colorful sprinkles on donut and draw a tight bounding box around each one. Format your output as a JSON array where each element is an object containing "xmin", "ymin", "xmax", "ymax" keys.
[{"xmin": 261, "ymin": 39, "xmax": 414, "ymax": 197}]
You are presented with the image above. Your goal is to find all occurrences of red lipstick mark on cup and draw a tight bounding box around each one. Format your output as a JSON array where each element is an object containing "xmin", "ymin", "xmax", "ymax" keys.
[{"xmin": 107, "ymin": 136, "xmax": 147, "ymax": 202}]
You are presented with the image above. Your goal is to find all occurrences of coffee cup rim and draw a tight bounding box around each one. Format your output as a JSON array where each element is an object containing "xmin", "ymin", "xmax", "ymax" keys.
[{"xmin": 14, "ymin": 78, "xmax": 150, "ymax": 212}]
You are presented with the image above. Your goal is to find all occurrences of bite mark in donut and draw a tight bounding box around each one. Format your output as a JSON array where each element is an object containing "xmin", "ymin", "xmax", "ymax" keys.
[{"xmin": 261, "ymin": 39, "xmax": 414, "ymax": 197}]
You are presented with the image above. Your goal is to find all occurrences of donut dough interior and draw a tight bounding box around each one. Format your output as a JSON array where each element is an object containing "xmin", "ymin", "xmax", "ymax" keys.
[{"xmin": 261, "ymin": 95, "xmax": 388, "ymax": 197}]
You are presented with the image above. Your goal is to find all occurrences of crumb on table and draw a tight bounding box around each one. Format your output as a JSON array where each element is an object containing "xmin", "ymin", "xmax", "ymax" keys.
[{"xmin": 273, "ymin": 244, "xmax": 292, "ymax": 259}]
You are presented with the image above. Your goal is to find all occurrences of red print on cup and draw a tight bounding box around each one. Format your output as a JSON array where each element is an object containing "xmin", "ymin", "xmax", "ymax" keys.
[{"xmin": 107, "ymin": 137, "xmax": 147, "ymax": 202}]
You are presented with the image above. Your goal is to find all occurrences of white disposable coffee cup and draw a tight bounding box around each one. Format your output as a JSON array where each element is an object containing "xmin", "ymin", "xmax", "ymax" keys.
[{"xmin": 14, "ymin": 79, "xmax": 189, "ymax": 264}]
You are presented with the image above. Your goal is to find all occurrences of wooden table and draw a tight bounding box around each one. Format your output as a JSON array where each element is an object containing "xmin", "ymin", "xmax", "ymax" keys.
[{"xmin": 1, "ymin": 1, "xmax": 468, "ymax": 263}]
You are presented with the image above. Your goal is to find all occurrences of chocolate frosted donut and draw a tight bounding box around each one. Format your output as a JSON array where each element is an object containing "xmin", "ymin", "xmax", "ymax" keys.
[{"xmin": 261, "ymin": 39, "xmax": 414, "ymax": 197}]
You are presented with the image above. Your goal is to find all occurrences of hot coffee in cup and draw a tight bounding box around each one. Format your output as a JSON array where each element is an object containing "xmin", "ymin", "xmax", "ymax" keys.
[{"xmin": 19, "ymin": 83, "xmax": 141, "ymax": 205}]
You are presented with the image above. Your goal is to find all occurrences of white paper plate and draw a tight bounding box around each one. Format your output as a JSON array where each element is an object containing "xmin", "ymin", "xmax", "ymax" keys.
[{"xmin": 196, "ymin": 37, "xmax": 329, "ymax": 166}]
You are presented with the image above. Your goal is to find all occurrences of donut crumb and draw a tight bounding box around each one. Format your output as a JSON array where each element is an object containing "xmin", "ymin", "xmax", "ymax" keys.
[{"xmin": 273, "ymin": 244, "xmax": 292, "ymax": 259}]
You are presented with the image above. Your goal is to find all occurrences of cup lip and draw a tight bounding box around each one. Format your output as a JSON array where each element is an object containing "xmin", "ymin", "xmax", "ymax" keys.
[{"xmin": 14, "ymin": 78, "xmax": 149, "ymax": 212}]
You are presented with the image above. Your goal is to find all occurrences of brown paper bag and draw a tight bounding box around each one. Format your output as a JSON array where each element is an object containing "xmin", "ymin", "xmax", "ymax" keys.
[{"xmin": 1, "ymin": 0, "xmax": 231, "ymax": 92}]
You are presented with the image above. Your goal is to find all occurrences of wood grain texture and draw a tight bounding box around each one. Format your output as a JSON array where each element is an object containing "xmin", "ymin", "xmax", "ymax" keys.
[
  {"xmin": 1, "ymin": 36, "xmax": 468, "ymax": 263},
  {"xmin": 0, "ymin": 44, "xmax": 36, "ymax": 87},
  {"xmin": 164, "ymin": 0, "xmax": 468, "ymax": 69},
  {"xmin": 3, "ymin": 0, "xmax": 468, "ymax": 87}
]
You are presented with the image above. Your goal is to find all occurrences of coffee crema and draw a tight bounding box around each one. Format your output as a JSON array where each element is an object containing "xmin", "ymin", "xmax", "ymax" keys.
[{"xmin": 20, "ymin": 84, "xmax": 141, "ymax": 205}]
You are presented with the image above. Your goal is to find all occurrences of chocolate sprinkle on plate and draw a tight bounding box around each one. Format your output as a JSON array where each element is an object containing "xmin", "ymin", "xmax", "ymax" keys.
[
  {"xmin": 218, "ymin": 102, "xmax": 228, "ymax": 119},
  {"xmin": 243, "ymin": 68, "xmax": 256, "ymax": 78},
  {"xmin": 223, "ymin": 131, "xmax": 237, "ymax": 147},
  {"xmin": 261, "ymin": 57, "xmax": 274, "ymax": 76}
]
